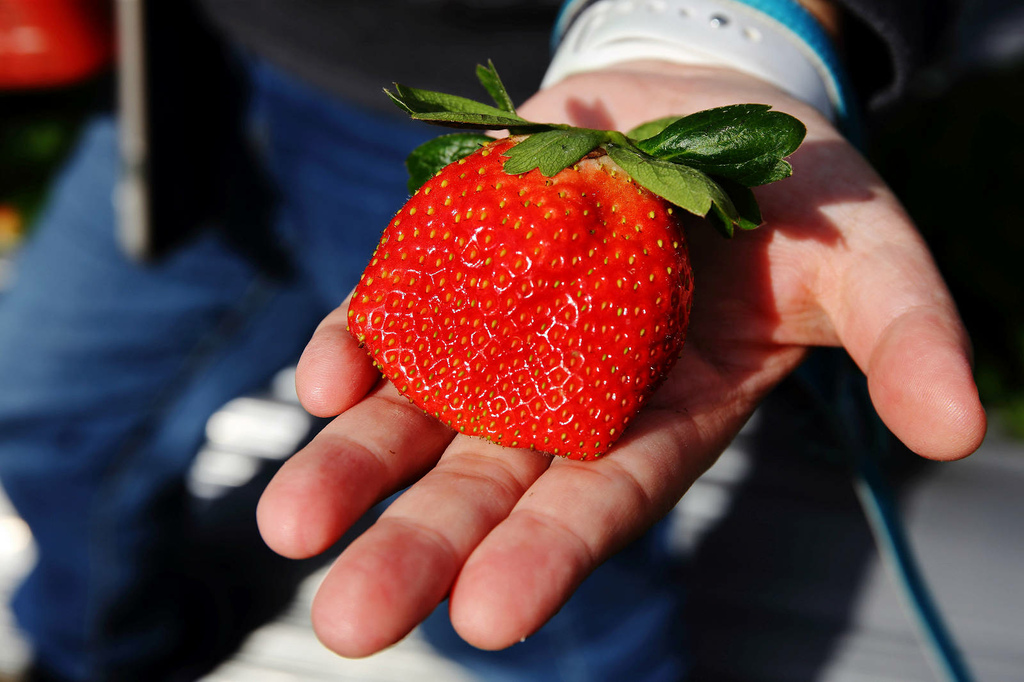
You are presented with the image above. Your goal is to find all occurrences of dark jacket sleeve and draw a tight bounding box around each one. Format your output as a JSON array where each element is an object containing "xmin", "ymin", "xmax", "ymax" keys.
[{"xmin": 835, "ymin": 0, "xmax": 963, "ymax": 109}]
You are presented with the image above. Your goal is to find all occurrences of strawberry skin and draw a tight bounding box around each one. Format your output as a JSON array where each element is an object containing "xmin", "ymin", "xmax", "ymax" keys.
[{"xmin": 348, "ymin": 137, "xmax": 693, "ymax": 459}]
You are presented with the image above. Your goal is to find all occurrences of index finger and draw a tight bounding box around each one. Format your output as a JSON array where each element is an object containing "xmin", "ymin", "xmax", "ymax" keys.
[{"xmin": 761, "ymin": 154, "xmax": 986, "ymax": 460}]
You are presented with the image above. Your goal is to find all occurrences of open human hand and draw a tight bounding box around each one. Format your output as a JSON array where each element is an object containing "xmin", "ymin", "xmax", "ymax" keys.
[{"xmin": 256, "ymin": 62, "xmax": 986, "ymax": 657}]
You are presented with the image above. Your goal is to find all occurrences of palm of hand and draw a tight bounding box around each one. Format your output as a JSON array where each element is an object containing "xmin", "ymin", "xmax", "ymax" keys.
[{"xmin": 257, "ymin": 64, "xmax": 985, "ymax": 657}]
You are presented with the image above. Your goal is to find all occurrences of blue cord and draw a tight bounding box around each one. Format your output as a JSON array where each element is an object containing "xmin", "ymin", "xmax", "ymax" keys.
[
  {"xmin": 798, "ymin": 351, "xmax": 975, "ymax": 682},
  {"xmin": 853, "ymin": 454, "xmax": 975, "ymax": 682}
]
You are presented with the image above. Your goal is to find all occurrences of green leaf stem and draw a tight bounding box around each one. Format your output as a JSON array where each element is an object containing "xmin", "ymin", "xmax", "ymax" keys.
[{"xmin": 389, "ymin": 63, "xmax": 806, "ymax": 235}]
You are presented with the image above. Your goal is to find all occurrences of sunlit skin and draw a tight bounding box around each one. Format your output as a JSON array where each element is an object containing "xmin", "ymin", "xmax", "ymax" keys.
[{"xmin": 256, "ymin": 62, "xmax": 986, "ymax": 658}]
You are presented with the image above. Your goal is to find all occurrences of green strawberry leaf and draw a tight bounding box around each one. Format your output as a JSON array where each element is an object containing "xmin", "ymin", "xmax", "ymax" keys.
[
  {"xmin": 388, "ymin": 64, "xmax": 807, "ymax": 238},
  {"xmin": 502, "ymin": 128, "xmax": 607, "ymax": 176},
  {"xmin": 405, "ymin": 110, "xmax": 545, "ymax": 131},
  {"xmin": 635, "ymin": 104, "xmax": 805, "ymax": 186},
  {"xmin": 707, "ymin": 204, "xmax": 734, "ymax": 238},
  {"xmin": 716, "ymin": 177, "xmax": 763, "ymax": 230},
  {"xmin": 627, "ymin": 116, "xmax": 683, "ymax": 142},
  {"xmin": 701, "ymin": 156, "xmax": 795, "ymax": 187},
  {"xmin": 607, "ymin": 144, "xmax": 714, "ymax": 218},
  {"xmin": 608, "ymin": 144, "xmax": 746, "ymax": 237},
  {"xmin": 704, "ymin": 185, "xmax": 743, "ymax": 238},
  {"xmin": 386, "ymin": 83, "xmax": 531, "ymax": 128},
  {"xmin": 476, "ymin": 60, "xmax": 516, "ymax": 114},
  {"xmin": 406, "ymin": 133, "xmax": 494, "ymax": 194}
]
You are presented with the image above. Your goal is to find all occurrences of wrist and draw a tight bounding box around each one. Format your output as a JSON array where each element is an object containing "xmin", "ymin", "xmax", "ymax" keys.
[
  {"xmin": 546, "ymin": 0, "xmax": 856, "ymax": 132},
  {"xmin": 523, "ymin": 60, "xmax": 835, "ymax": 141}
]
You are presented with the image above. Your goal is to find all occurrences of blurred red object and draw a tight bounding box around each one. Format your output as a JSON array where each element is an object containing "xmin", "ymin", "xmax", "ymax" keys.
[
  {"xmin": 0, "ymin": 0, "xmax": 114, "ymax": 90},
  {"xmin": 0, "ymin": 203, "xmax": 21, "ymax": 250}
]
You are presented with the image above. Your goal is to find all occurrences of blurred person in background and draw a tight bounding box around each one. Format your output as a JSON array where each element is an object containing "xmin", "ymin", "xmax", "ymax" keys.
[{"xmin": 0, "ymin": 0, "xmax": 1011, "ymax": 680}]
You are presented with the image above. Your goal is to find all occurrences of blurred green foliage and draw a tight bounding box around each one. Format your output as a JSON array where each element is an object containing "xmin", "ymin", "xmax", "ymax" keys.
[
  {"xmin": 0, "ymin": 80, "xmax": 108, "ymax": 249},
  {"xmin": 869, "ymin": 60, "xmax": 1024, "ymax": 437}
]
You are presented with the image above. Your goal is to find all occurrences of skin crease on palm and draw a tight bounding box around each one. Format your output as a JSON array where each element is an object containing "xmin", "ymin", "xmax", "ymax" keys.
[{"xmin": 255, "ymin": 61, "xmax": 988, "ymax": 658}]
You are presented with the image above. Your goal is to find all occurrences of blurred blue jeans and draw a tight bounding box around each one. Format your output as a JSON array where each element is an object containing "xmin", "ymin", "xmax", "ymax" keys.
[{"xmin": 0, "ymin": 60, "xmax": 689, "ymax": 681}]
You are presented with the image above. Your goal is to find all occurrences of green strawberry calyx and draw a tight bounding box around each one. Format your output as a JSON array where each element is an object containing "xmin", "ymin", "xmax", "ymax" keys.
[{"xmin": 387, "ymin": 61, "xmax": 806, "ymax": 238}]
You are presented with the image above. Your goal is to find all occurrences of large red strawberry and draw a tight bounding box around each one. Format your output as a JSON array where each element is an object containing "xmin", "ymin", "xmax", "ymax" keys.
[
  {"xmin": 350, "ymin": 137, "xmax": 692, "ymax": 458},
  {"xmin": 348, "ymin": 63, "xmax": 805, "ymax": 460}
]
